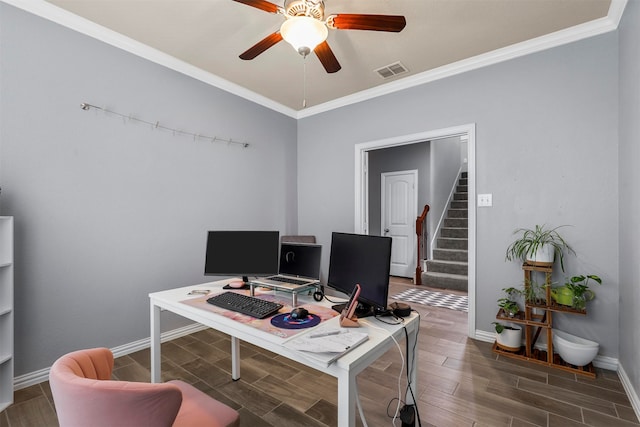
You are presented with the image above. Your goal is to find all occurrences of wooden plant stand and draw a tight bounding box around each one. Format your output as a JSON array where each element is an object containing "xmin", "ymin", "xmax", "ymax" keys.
[{"xmin": 492, "ymin": 262, "xmax": 596, "ymax": 378}]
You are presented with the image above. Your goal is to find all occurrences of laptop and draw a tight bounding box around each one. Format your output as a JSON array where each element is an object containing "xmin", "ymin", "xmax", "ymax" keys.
[{"xmin": 252, "ymin": 243, "xmax": 321, "ymax": 290}]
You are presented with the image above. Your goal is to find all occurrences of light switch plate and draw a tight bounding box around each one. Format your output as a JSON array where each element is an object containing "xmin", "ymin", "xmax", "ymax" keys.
[{"xmin": 478, "ymin": 193, "xmax": 493, "ymax": 207}]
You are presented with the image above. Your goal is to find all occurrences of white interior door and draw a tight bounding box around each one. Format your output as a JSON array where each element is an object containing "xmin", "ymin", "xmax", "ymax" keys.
[{"xmin": 381, "ymin": 170, "xmax": 418, "ymax": 278}]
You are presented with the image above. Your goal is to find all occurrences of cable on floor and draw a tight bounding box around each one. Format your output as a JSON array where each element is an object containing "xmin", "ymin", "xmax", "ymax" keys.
[
  {"xmin": 401, "ymin": 311, "xmax": 422, "ymax": 427},
  {"xmin": 364, "ymin": 319, "xmax": 406, "ymax": 426}
]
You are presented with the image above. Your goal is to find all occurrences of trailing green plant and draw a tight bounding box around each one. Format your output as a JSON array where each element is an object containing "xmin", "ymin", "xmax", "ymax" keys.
[
  {"xmin": 501, "ymin": 286, "xmax": 522, "ymax": 300},
  {"xmin": 505, "ymin": 224, "xmax": 575, "ymax": 271},
  {"xmin": 497, "ymin": 298, "xmax": 519, "ymax": 316},
  {"xmin": 564, "ymin": 274, "xmax": 602, "ymax": 310},
  {"xmin": 523, "ymin": 279, "xmax": 549, "ymax": 305}
]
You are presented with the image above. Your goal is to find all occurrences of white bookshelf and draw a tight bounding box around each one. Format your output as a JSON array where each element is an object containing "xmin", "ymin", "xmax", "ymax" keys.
[{"xmin": 0, "ymin": 217, "xmax": 14, "ymax": 412}]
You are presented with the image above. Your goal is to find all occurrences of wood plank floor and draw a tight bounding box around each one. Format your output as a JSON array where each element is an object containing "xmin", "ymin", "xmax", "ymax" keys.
[{"xmin": 2, "ymin": 277, "xmax": 639, "ymax": 426}]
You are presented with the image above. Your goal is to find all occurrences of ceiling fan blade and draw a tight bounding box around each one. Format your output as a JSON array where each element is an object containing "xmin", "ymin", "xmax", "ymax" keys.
[
  {"xmin": 314, "ymin": 41, "xmax": 341, "ymax": 73},
  {"xmin": 232, "ymin": 0, "xmax": 280, "ymax": 14},
  {"xmin": 239, "ymin": 32, "xmax": 283, "ymax": 60},
  {"xmin": 328, "ymin": 14, "xmax": 406, "ymax": 32}
]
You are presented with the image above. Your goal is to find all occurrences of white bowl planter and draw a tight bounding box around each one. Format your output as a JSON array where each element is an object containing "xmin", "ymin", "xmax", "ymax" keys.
[
  {"xmin": 553, "ymin": 329, "xmax": 599, "ymax": 366},
  {"xmin": 495, "ymin": 325, "xmax": 522, "ymax": 351}
]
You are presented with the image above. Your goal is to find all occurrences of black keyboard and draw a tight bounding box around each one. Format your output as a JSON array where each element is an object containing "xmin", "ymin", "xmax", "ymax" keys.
[
  {"xmin": 206, "ymin": 292, "xmax": 283, "ymax": 319},
  {"xmin": 269, "ymin": 276, "xmax": 310, "ymax": 285}
]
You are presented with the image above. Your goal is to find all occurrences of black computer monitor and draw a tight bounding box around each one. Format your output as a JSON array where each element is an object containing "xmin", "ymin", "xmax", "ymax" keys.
[
  {"xmin": 204, "ymin": 230, "xmax": 279, "ymax": 283},
  {"xmin": 327, "ymin": 232, "xmax": 392, "ymax": 317}
]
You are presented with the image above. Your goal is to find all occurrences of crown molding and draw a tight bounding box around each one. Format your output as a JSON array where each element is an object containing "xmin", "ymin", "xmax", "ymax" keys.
[
  {"xmin": 0, "ymin": 0, "xmax": 299, "ymax": 118},
  {"xmin": 2, "ymin": 0, "xmax": 627, "ymax": 120},
  {"xmin": 297, "ymin": 0, "xmax": 628, "ymax": 118}
]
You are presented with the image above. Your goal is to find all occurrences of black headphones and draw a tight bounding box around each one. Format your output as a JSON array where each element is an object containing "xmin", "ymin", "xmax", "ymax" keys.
[{"xmin": 389, "ymin": 302, "xmax": 412, "ymax": 317}]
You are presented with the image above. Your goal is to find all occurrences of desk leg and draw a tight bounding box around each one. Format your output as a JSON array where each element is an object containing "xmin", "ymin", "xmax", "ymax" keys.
[
  {"xmin": 405, "ymin": 325, "xmax": 419, "ymax": 405},
  {"xmin": 337, "ymin": 371, "xmax": 356, "ymax": 427},
  {"xmin": 150, "ymin": 303, "xmax": 161, "ymax": 383},
  {"xmin": 231, "ymin": 336, "xmax": 241, "ymax": 380}
]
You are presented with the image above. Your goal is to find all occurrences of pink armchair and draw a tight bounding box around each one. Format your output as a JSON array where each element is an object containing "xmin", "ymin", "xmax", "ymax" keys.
[{"xmin": 49, "ymin": 347, "xmax": 239, "ymax": 427}]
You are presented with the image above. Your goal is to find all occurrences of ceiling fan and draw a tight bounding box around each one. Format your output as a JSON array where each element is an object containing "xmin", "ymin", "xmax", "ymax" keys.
[{"xmin": 233, "ymin": 0, "xmax": 407, "ymax": 73}]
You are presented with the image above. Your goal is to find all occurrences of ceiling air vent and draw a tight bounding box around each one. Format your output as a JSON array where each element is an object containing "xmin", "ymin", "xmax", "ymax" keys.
[{"xmin": 375, "ymin": 61, "xmax": 408, "ymax": 79}]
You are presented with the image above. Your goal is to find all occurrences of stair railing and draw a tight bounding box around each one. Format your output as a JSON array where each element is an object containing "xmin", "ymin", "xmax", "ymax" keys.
[{"xmin": 415, "ymin": 204, "xmax": 430, "ymax": 285}]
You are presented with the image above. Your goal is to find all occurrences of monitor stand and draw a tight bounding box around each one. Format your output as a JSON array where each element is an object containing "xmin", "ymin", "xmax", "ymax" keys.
[{"xmin": 331, "ymin": 302, "xmax": 375, "ymax": 318}]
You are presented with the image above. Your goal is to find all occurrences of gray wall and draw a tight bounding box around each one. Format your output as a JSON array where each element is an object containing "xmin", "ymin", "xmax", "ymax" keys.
[
  {"xmin": 429, "ymin": 136, "xmax": 463, "ymax": 248},
  {"xmin": 0, "ymin": 4, "xmax": 297, "ymax": 375},
  {"xmin": 298, "ymin": 32, "xmax": 620, "ymax": 361},
  {"xmin": 618, "ymin": 0, "xmax": 640, "ymax": 403},
  {"xmin": 367, "ymin": 142, "xmax": 430, "ymax": 236}
]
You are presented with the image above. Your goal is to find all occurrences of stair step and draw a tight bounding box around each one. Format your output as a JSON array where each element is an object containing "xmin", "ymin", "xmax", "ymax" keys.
[
  {"xmin": 451, "ymin": 200, "xmax": 467, "ymax": 210},
  {"xmin": 421, "ymin": 271, "xmax": 468, "ymax": 292},
  {"xmin": 437, "ymin": 237, "xmax": 468, "ymax": 250},
  {"xmin": 444, "ymin": 218, "xmax": 467, "ymax": 228},
  {"xmin": 429, "ymin": 172, "xmax": 469, "ymax": 284},
  {"xmin": 441, "ymin": 227, "xmax": 468, "ymax": 238},
  {"xmin": 447, "ymin": 208, "xmax": 468, "ymax": 219},
  {"xmin": 433, "ymin": 248, "xmax": 468, "ymax": 262},
  {"xmin": 426, "ymin": 259, "xmax": 468, "ymax": 275}
]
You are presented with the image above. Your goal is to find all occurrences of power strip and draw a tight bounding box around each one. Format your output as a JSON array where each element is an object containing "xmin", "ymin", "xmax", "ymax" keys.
[{"xmin": 400, "ymin": 404, "xmax": 415, "ymax": 427}]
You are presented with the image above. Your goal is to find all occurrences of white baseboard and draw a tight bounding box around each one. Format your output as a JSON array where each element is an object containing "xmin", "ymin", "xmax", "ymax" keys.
[
  {"xmin": 13, "ymin": 322, "xmax": 208, "ymax": 391},
  {"xmin": 618, "ymin": 363, "xmax": 640, "ymax": 422},
  {"xmin": 474, "ymin": 329, "xmax": 495, "ymax": 343}
]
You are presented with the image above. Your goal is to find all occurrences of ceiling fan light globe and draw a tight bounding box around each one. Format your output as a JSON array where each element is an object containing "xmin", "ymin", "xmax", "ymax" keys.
[{"xmin": 280, "ymin": 16, "xmax": 328, "ymax": 55}]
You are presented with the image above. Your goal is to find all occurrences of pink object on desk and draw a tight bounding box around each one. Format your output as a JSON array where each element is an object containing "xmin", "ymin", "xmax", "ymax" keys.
[
  {"xmin": 227, "ymin": 280, "xmax": 246, "ymax": 289},
  {"xmin": 340, "ymin": 284, "xmax": 361, "ymax": 327}
]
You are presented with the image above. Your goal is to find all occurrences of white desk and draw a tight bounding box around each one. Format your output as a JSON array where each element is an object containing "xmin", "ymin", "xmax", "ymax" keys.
[{"xmin": 149, "ymin": 279, "xmax": 419, "ymax": 427}]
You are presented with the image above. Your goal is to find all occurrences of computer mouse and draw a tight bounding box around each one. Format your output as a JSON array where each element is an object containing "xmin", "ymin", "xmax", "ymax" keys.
[
  {"xmin": 227, "ymin": 280, "xmax": 246, "ymax": 289},
  {"xmin": 289, "ymin": 307, "xmax": 309, "ymax": 320}
]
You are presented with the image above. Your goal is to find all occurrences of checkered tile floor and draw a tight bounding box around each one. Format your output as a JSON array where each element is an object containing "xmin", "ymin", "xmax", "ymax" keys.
[{"xmin": 391, "ymin": 288, "xmax": 468, "ymax": 312}]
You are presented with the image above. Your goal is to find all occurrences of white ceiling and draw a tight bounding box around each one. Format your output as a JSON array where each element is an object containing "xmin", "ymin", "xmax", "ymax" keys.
[{"xmin": 11, "ymin": 0, "xmax": 621, "ymax": 117}]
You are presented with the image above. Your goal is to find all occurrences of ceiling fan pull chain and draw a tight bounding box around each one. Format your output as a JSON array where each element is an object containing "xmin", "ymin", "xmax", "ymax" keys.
[{"xmin": 302, "ymin": 56, "xmax": 307, "ymax": 108}]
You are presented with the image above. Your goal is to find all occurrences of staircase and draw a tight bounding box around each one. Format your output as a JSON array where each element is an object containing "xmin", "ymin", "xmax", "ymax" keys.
[{"xmin": 422, "ymin": 172, "xmax": 468, "ymax": 291}]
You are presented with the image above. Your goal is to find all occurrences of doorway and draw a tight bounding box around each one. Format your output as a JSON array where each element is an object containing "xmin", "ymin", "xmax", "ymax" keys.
[{"xmin": 354, "ymin": 124, "xmax": 477, "ymax": 338}]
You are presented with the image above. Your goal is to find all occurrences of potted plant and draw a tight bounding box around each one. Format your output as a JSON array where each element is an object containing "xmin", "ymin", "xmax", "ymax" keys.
[
  {"xmin": 497, "ymin": 287, "xmax": 521, "ymax": 317},
  {"xmin": 493, "ymin": 322, "xmax": 522, "ymax": 351},
  {"xmin": 505, "ymin": 224, "xmax": 575, "ymax": 271},
  {"xmin": 551, "ymin": 274, "xmax": 602, "ymax": 310},
  {"xmin": 523, "ymin": 278, "xmax": 548, "ymax": 306}
]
